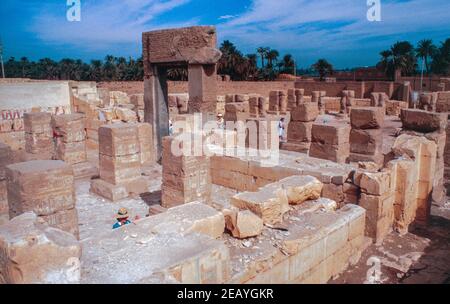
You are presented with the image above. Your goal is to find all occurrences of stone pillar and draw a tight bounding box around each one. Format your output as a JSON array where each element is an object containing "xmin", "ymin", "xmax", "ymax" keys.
[
  {"xmin": 24, "ymin": 112, "xmax": 54, "ymax": 159},
  {"xmin": 400, "ymin": 109, "xmax": 448, "ymax": 207},
  {"xmin": 136, "ymin": 123, "xmax": 155, "ymax": 166},
  {"xmin": 188, "ymin": 64, "xmax": 218, "ymax": 117},
  {"xmin": 0, "ymin": 212, "xmax": 81, "ymax": 284},
  {"xmin": 6, "ymin": 160, "xmax": 79, "ymax": 238},
  {"xmin": 349, "ymin": 107, "xmax": 385, "ymax": 166},
  {"xmin": 287, "ymin": 89, "xmax": 305, "ymax": 111},
  {"xmin": 309, "ymin": 122, "xmax": 350, "ymax": 163},
  {"xmin": 0, "ymin": 142, "xmax": 12, "ymax": 225},
  {"xmin": 144, "ymin": 66, "xmax": 170, "ymax": 161},
  {"xmin": 268, "ymin": 90, "xmax": 282, "ymax": 115},
  {"xmin": 161, "ymin": 136, "xmax": 211, "ymax": 208},
  {"xmin": 52, "ymin": 114, "xmax": 87, "ymax": 165},
  {"xmin": 90, "ymin": 124, "xmax": 148, "ymax": 201},
  {"xmin": 281, "ymin": 103, "xmax": 319, "ymax": 153}
]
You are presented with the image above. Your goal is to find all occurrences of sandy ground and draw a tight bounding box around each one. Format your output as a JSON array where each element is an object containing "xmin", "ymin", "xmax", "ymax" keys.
[{"xmin": 331, "ymin": 199, "xmax": 450, "ymax": 284}]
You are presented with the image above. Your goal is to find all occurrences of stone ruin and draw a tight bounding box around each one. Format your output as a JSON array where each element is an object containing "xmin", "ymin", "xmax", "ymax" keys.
[{"xmin": 0, "ymin": 26, "xmax": 450, "ymax": 284}]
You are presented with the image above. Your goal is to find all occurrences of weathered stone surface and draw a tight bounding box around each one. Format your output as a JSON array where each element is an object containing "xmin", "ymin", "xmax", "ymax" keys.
[
  {"xmin": 401, "ymin": 109, "xmax": 447, "ymax": 133},
  {"xmin": 311, "ymin": 123, "xmax": 350, "ymax": 145},
  {"xmin": 309, "ymin": 142, "xmax": 350, "ymax": 164},
  {"xmin": 287, "ymin": 121, "xmax": 312, "ymax": 143},
  {"xmin": 0, "ymin": 142, "xmax": 12, "ymax": 180},
  {"xmin": 291, "ymin": 103, "xmax": 319, "ymax": 122},
  {"xmin": 6, "ymin": 160, "xmax": 75, "ymax": 218},
  {"xmin": 0, "ymin": 212, "xmax": 81, "ymax": 284},
  {"xmin": 98, "ymin": 124, "xmax": 140, "ymax": 157},
  {"xmin": 23, "ymin": 112, "xmax": 52, "ymax": 134},
  {"xmin": 82, "ymin": 232, "xmax": 229, "ymax": 284},
  {"xmin": 224, "ymin": 208, "xmax": 263, "ymax": 239},
  {"xmin": 350, "ymin": 107, "xmax": 384, "ymax": 129},
  {"xmin": 136, "ymin": 123, "xmax": 155, "ymax": 165},
  {"xmin": 99, "ymin": 153, "xmax": 141, "ymax": 185},
  {"xmin": 89, "ymin": 178, "xmax": 128, "ymax": 202},
  {"xmin": 349, "ymin": 128, "xmax": 382, "ymax": 155},
  {"xmin": 270, "ymin": 176, "xmax": 323, "ymax": 205},
  {"xmin": 359, "ymin": 171, "xmax": 392, "ymax": 196},
  {"xmin": 52, "ymin": 114, "xmax": 86, "ymax": 143}
]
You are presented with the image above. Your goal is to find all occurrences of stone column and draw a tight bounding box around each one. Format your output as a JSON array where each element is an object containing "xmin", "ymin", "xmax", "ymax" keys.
[
  {"xmin": 90, "ymin": 124, "xmax": 148, "ymax": 201},
  {"xmin": 188, "ymin": 64, "xmax": 218, "ymax": 117},
  {"xmin": 349, "ymin": 107, "xmax": 384, "ymax": 166},
  {"xmin": 281, "ymin": 103, "xmax": 319, "ymax": 153},
  {"xmin": 52, "ymin": 114, "xmax": 87, "ymax": 165},
  {"xmin": 161, "ymin": 136, "xmax": 211, "ymax": 208},
  {"xmin": 6, "ymin": 160, "xmax": 79, "ymax": 238},
  {"xmin": 24, "ymin": 112, "xmax": 54, "ymax": 159}
]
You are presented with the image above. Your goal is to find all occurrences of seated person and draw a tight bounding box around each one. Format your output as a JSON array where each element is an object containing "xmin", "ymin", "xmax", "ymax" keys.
[{"xmin": 113, "ymin": 208, "xmax": 132, "ymax": 229}]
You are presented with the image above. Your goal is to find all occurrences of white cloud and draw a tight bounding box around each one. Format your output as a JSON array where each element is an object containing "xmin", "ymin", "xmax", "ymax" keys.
[
  {"xmin": 218, "ymin": 15, "xmax": 236, "ymax": 20},
  {"xmin": 30, "ymin": 0, "xmax": 194, "ymax": 51},
  {"xmin": 218, "ymin": 0, "xmax": 450, "ymax": 67}
]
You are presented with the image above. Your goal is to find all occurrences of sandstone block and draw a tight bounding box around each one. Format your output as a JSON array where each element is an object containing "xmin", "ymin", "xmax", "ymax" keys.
[
  {"xmin": 359, "ymin": 171, "xmax": 392, "ymax": 196},
  {"xmin": 291, "ymin": 103, "xmax": 319, "ymax": 122},
  {"xmin": 350, "ymin": 107, "xmax": 384, "ymax": 129},
  {"xmin": 99, "ymin": 153, "xmax": 141, "ymax": 185},
  {"xmin": 287, "ymin": 121, "xmax": 313, "ymax": 143},
  {"xmin": 224, "ymin": 209, "xmax": 263, "ymax": 239},
  {"xmin": 350, "ymin": 128, "xmax": 382, "ymax": 155},
  {"xmin": 311, "ymin": 123, "xmax": 350, "ymax": 145},
  {"xmin": 0, "ymin": 212, "xmax": 81, "ymax": 284},
  {"xmin": 23, "ymin": 112, "xmax": 52, "ymax": 134},
  {"xmin": 98, "ymin": 124, "xmax": 140, "ymax": 156},
  {"xmin": 309, "ymin": 142, "xmax": 350, "ymax": 164},
  {"xmin": 401, "ymin": 109, "xmax": 447, "ymax": 133}
]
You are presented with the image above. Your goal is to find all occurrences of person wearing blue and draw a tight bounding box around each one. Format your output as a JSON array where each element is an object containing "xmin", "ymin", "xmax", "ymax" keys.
[{"xmin": 112, "ymin": 208, "xmax": 132, "ymax": 229}]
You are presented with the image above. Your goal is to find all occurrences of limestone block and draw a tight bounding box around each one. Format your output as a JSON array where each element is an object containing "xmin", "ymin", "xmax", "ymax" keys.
[
  {"xmin": 359, "ymin": 171, "xmax": 391, "ymax": 196},
  {"xmin": 309, "ymin": 142, "xmax": 350, "ymax": 164},
  {"xmin": 0, "ymin": 212, "xmax": 81, "ymax": 284},
  {"xmin": 287, "ymin": 121, "xmax": 313, "ymax": 143},
  {"xmin": 401, "ymin": 109, "xmax": 447, "ymax": 133},
  {"xmin": 350, "ymin": 128, "xmax": 382, "ymax": 155},
  {"xmin": 136, "ymin": 123, "xmax": 155, "ymax": 165},
  {"xmin": 291, "ymin": 103, "xmax": 319, "ymax": 122},
  {"xmin": 224, "ymin": 208, "xmax": 263, "ymax": 239},
  {"xmin": 350, "ymin": 107, "xmax": 384, "ymax": 129},
  {"xmin": 99, "ymin": 153, "xmax": 141, "ymax": 185},
  {"xmin": 0, "ymin": 142, "xmax": 12, "ymax": 179},
  {"xmin": 23, "ymin": 112, "xmax": 52, "ymax": 134},
  {"xmin": 55, "ymin": 141, "xmax": 87, "ymax": 164},
  {"xmin": 89, "ymin": 178, "xmax": 129, "ymax": 202},
  {"xmin": 322, "ymin": 183, "xmax": 345, "ymax": 205},
  {"xmin": 311, "ymin": 123, "xmax": 350, "ymax": 145},
  {"xmin": 269, "ymin": 175, "xmax": 323, "ymax": 205},
  {"xmin": 6, "ymin": 160, "xmax": 75, "ymax": 218},
  {"xmin": 52, "ymin": 114, "xmax": 86, "ymax": 143},
  {"xmin": 98, "ymin": 124, "xmax": 140, "ymax": 157}
]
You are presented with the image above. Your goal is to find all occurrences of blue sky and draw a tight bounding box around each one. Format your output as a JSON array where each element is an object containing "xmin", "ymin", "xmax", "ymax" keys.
[{"xmin": 1, "ymin": 0, "xmax": 450, "ymax": 69}]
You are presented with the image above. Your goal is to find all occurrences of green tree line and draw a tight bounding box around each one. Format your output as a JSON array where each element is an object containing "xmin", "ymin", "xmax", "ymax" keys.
[{"xmin": 3, "ymin": 38, "xmax": 449, "ymax": 82}]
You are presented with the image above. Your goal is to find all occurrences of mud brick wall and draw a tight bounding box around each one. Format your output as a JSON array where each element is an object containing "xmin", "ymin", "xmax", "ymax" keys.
[{"xmin": 5, "ymin": 160, "xmax": 79, "ymax": 238}]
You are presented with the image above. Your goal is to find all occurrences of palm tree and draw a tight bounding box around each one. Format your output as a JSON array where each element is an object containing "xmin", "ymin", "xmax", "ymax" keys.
[
  {"xmin": 312, "ymin": 59, "xmax": 334, "ymax": 81},
  {"xmin": 390, "ymin": 41, "xmax": 417, "ymax": 76},
  {"xmin": 281, "ymin": 54, "xmax": 295, "ymax": 74},
  {"xmin": 257, "ymin": 47, "xmax": 269, "ymax": 68},
  {"xmin": 416, "ymin": 39, "xmax": 436, "ymax": 74},
  {"xmin": 266, "ymin": 49, "xmax": 279, "ymax": 69},
  {"xmin": 432, "ymin": 38, "xmax": 450, "ymax": 75}
]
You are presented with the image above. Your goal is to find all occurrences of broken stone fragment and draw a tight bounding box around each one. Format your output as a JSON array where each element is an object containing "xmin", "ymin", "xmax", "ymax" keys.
[
  {"xmin": 224, "ymin": 208, "xmax": 263, "ymax": 239},
  {"xmin": 269, "ymin": 175, "xmax": 323, "ymax": 205},
  {"xmin": 0, "ymin": 212, "xmax": 81, "ymax": 284}
]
